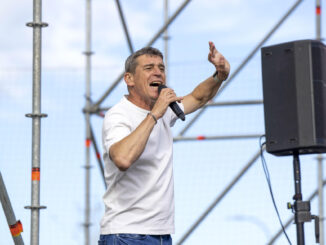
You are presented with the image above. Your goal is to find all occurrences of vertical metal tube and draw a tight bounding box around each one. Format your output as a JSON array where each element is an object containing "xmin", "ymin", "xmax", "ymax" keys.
[
  {"xmin": 147, "ymin": 0, "xmax": 191, "ymax": 47},
  {"xmin": 164, "ymin": 0, "xmax": 169, "ymax": 83},
  {"xmin": 316, "ymin": 1, "xmax": 323, "ymax": 243},
  {"xmin": 25, "ymin": 0, "xmax": 48, "ymax": 245},
  {"xmin": 316, "ymin": 0, "xmax": 321, "ymax": 41},
  {"xmin": 317, "ymin": 155, "xmax": 324, "ymax": 245},
  {"xmin": 84, "ymin": 0, "xmax": 92, "ymax": 244},
  {"xmin": 31, "ymin": 1, "xmax": 41, "ymax": 241}
]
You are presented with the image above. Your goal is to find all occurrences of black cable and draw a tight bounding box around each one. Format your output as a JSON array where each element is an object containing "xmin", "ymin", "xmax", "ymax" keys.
[{"xmin": 259, "ymin": 135, "xmax": 292, "ymax": 245}]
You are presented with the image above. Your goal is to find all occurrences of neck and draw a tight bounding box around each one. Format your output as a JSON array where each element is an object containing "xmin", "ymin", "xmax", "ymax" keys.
[{"xmin": 127, "ymin": 94, "xmax": 155, "ymax": 111}]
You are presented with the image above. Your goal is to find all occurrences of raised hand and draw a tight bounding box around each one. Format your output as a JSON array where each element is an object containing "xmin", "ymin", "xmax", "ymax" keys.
[{"xmin": 208, "ymin": 41, "xmax": 230, "ymax": 82}]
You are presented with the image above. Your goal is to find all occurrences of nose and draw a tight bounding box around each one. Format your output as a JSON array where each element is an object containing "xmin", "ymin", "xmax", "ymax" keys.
[{"xmin": 153, "ymin": 66, "xmax": 164, "ymax": 77}]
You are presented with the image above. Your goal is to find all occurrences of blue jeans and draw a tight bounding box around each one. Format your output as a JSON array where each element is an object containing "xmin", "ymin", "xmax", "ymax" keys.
[{"xmin": 98, "ymin": 234, "xmax": 172, "ymax": 245}]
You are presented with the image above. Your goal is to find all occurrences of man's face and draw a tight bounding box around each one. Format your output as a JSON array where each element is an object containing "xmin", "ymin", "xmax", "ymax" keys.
[{"xmin": 127, "ymin": 54, "xmax": 166, "ymax": 109}]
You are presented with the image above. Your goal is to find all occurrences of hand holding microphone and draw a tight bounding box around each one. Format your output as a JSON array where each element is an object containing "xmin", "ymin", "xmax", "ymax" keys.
[{"xmin": 158, "ymin": 85, "xmax": 185, "ymax": 121}]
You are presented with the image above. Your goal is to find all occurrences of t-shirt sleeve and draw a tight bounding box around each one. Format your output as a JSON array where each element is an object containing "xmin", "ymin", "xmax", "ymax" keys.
[
  {"xmin": 102, "ymin": 110, "xmax": 132, "ymax": 155},
  {"xmin": 168, "ymin": 101, "xmax": 185, "ymax": 127}
]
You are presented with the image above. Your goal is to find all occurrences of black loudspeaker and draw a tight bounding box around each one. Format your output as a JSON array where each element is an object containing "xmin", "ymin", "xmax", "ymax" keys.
[{"xmin": 261, "ymin": 39, "xmax": 326, "ymax": 156}]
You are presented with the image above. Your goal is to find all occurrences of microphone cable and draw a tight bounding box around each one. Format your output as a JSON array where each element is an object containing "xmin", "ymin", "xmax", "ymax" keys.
[{"xmin": 259, "ymin": 135, "xmax": 292, "ymax": 245}]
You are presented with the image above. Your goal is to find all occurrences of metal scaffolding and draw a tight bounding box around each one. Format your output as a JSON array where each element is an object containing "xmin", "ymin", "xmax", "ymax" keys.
[
  {"xmin": 316, "ymin": 1, "xmax": 324, "ymax": 244},
  {"xmin": 176, "ymin": 147, "xmax": 265, "ymax": 244},
  {"xmin": 1, "ymin": 0, "xmax": 324, "ymax": 244},
  {"xmin": 79, "ymin": 0, "xmax": 324, "ymax": 244},
  {"xmin": 0, "ymin": 172, "xmax": 24, "ymax": 245},
  {"xmin": 25, "ymin": 0, "xmax": 48, "ymax": 244},
  {"xmin": 89, "ymin": 0, "xmax": 192, "ymax": 111},
  {"xmin": 81, "ymin": 2, "xmax": 191, "ymax": 244},
  {"xmin": 164, "ymin": 0, "xmax": 169, "ymax": 83},
  {"xmin": 177, "ymin": 0, "xmax": 304, "ymax": 137},
  {"xmin": 83, "ymin": 0, "xmax": 93, "ymax": 244}
]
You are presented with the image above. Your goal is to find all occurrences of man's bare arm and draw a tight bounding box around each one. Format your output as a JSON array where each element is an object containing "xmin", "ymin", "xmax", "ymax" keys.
[{"xmin": 182, "ymin": 41, "xmax": 230, "ymax": 114}]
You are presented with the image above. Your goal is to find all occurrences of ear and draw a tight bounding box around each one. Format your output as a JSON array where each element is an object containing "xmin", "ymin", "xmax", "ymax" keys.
[{"xmin": 124, "ymin": 72, "xmax": 135, "ymax": 87}]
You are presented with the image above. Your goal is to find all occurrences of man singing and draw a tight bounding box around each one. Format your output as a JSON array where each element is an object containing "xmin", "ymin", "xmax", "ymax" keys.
[{"xmin": 99, "ymin": 41, "xmax": 230, "ymax": 245}]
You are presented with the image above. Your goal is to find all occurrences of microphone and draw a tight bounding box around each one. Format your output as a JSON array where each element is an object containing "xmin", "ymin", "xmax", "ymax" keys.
[{"xmin": 158, "ymin": 84, "xmax": 185, "ymax": 121}]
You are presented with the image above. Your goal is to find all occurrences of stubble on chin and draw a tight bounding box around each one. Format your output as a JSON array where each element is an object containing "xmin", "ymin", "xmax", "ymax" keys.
[{"xmin": 149, "ymin": 97, "xmax": 157, "ymax": 109}]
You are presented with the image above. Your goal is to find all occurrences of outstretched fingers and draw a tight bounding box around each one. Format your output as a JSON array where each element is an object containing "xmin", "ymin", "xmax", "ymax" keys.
[
  {"xmin": 208, "ymin": 41, "xmax": 230, "ymax": 81},
  {"xmin": 208, "ymin": 41, "xmax": 218, "ymax": 61}
]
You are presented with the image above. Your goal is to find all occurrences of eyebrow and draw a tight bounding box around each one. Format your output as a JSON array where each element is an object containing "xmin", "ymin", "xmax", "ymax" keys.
[{"xmin": 143, "ymin": 63, "xmax": 165, "ymax": 69}]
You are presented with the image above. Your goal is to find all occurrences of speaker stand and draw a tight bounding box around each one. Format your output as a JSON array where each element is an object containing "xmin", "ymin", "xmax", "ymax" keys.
[{"xmin": 287, "ymin": 152, "xmax": 320, "ymax": 244}]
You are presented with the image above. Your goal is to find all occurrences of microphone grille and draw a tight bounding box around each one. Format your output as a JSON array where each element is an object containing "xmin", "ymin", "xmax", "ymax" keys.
[{"xmin": 158, "ymin": 84, "xmax": 167, "ymax": 94}]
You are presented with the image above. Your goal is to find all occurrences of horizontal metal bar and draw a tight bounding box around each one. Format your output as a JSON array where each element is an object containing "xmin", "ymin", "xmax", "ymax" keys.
[
  {"xmin": 174, "ymin": 134, "xmax": 263, "ymax": 142},
  {"xmin": 98, "ymin": 100, "xmax": 262, "ymax": 115},
  {"xmin": 204, "ymin": 100, "xmax": 263, "ymax": 107},
  {"xmin": 99, "ymin": 107, "xmax": 111, "ymax": 112}
]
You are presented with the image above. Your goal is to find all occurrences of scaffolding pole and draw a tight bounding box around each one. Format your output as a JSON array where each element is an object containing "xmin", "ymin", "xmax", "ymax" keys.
[
  {"xmin": 83, "ymin": 0, "xmax": 93, "ymax": 244},
  {"xmin": 24, "ymin": 0, "xmax": 48, "ymax": 244},
  {"xmin": 204, "ymin": 99, "xmax": 263, "ymax": 107},
  {"xmin": 178, "ymin": 0, "xmax": 303, "ymax": 137},
  {"xmin": 174, "ymin": 133, "xmax": 262, "ymax": 142},
  {"xmin": 92, "ymin": 0, "xmax": 192, "ymax": 109},
  {"xmin": 317, "ymin": 155, "xmax": 325, "ymax": 245},
  {"xmin": 90, "ymin": 125, "xmax": 107, "ymax": 189},
  {"xmin": 115, "ymin": 0, "xmax": 134, "ymax": 53},
  {"xmin": 0, "ymin": 172, "xmax": 24, "ymax": 245},
  {"xmin": 316, "ymin": 0, "xmax": 322, "ymax": 41},
  {"xmin": 176, "ymin": 146, "xmax": 265, "ymax": 245},
  {"xmin": 316, "ymin": 1, "xmax": 324, "ymax": 244},
  {"xmin": 164, "ymin": 0, "xmax": 169, "ymax": 83},
  {"xmin": 98, "ymin": 99, "xmax": 263, "ymax": 113}
]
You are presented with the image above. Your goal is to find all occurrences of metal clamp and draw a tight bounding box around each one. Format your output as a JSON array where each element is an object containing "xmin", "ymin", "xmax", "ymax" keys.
[
  {"xmin": 25, "ymin": 113, "xmax": 48, "ymax": 118},
  {"xmin": 83, "ymin": 165, "xmax": 93, "ymax": 170},
  {"xmin": 26, "ymin": 22, "xmax": 49, "ymax": 28},
  {"xmin": 82, "ymin": 51, "xmax": 94, "ymax": 56},
  {"xmin": 24, "ymin": 205, "xmax": 47, "ymax": 210},
  {"xmin": 82, "ymin": 105, "xmax": 100, "ymax": 114},
  {"xmin": 287, "ymin": 200, "xmax": 320, "ymax": 243}
]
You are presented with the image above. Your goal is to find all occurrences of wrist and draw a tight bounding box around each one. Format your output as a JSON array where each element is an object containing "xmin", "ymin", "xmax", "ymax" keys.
[
  {"xmin": 212, "ymin": 70, "xmax": 220, "ymax": 82},
  {"xmin": 147, "ymin": 112, "xmax": 157, "ymax": 124}
]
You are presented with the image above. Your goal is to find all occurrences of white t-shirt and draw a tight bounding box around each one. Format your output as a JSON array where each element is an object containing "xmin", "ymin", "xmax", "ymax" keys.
[{"xmin": 100, "ymin": 96, "xmax": 183, "ymax": 235}]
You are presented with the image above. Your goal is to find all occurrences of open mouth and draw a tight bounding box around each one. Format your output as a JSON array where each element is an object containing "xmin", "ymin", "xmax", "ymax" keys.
[{"xmin": 149, "ymin": 81, "xmax": 162, "ymax": 87}]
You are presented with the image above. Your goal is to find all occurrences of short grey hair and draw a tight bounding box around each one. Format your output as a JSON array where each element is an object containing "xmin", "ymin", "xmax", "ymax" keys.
[{"xmin": 125, "ymin": 47, "xmax": 164, "ymax": 74}]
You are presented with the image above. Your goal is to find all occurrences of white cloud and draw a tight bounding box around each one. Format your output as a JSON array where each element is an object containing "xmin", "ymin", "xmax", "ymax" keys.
[
  {"xmin": 0, "ymin": 0, "xmax": 320, "ymax": 73},
  {"xmin": 0, "ymin": 79, "xmax": 28, "ymax": 100}
]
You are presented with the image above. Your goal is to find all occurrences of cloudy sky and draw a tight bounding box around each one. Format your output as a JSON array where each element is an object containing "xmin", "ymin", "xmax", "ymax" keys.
[{"xmin": 0, "ymin": 0, "xmax": 325, "ymax": 244}]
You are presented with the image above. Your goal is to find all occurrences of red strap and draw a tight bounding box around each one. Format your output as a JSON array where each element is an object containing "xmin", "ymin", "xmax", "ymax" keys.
[
  {"xmin": 197, "ymin": 135, "xmax": 206, "ymax": 140},
  {"xmin": 9, "ymin": 220, "xmax": 23, "ymax": 237},
  {"xmin": 96, "ymin": 152, "xmax": 101, "ymax": 159},
  {"xmin": 32, "ymin": 168, "xmax": 40, "ymax": 181},
  {"xmin": 85, "ymin": 139, "xmax": 91, "ymax": 147}
]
